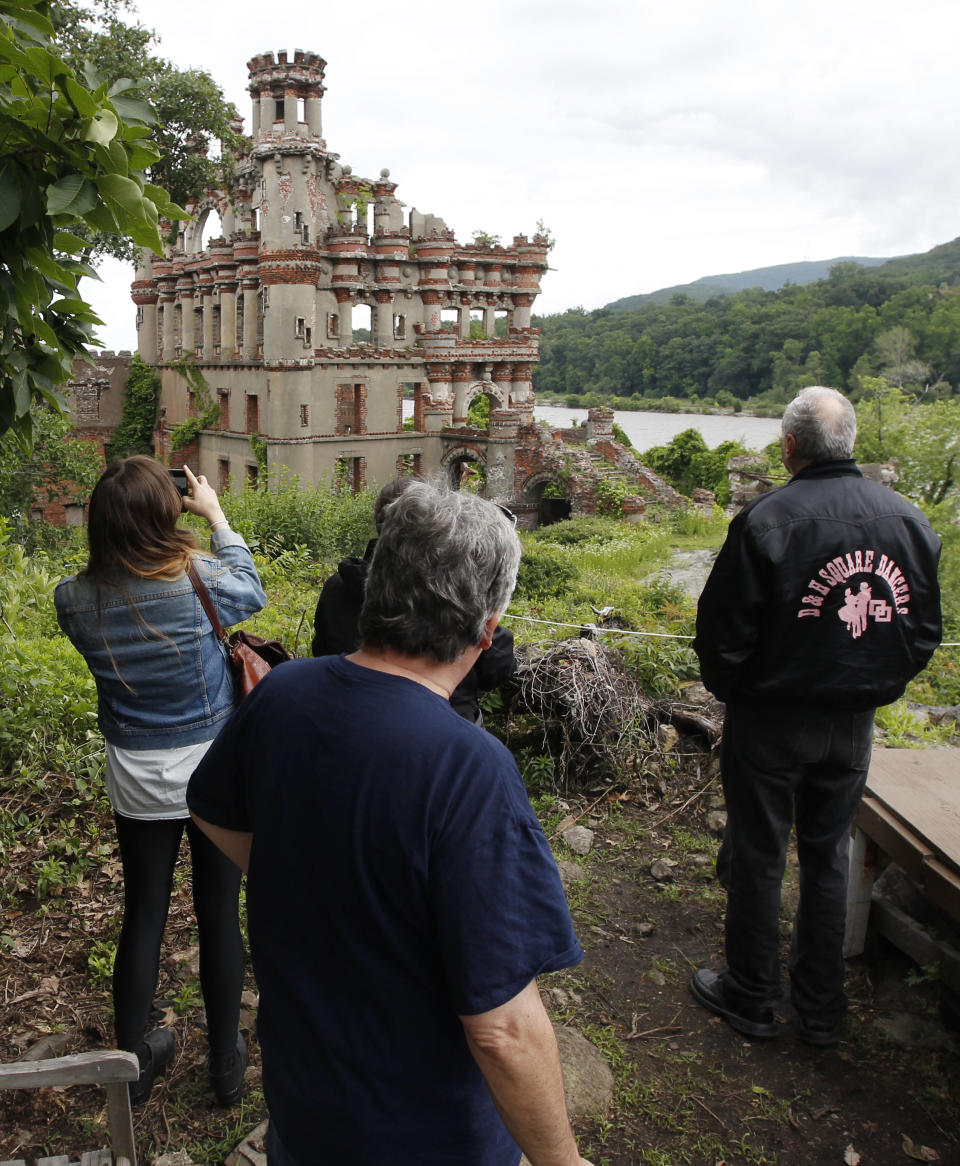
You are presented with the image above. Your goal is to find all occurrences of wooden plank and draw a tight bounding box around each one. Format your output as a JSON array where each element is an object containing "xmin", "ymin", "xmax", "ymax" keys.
[
  {"xmin": 0, "ymin": 1050, "xmax": 139, "ymax": 1090},
  {"xmin": 105, "ymin": 1080, "xmax": 137, "ymax": 1166},
  {"xmin": 865, "ymin": 748, "xmax": 960, "ymax": 871},
  {"xmin": 844, "ymin": 827, "xmax": 877, "ymax": 957},
  {"xmin": 854, "ymin": 795, "xmax": 933, "ymax": 883},
  {"xmin": 870, "ymin": 897, "xmax": 960, "ymax": 996},
  {"xmin": 922, "ymin": 855, "xmax": 960, "ymax": 927}
]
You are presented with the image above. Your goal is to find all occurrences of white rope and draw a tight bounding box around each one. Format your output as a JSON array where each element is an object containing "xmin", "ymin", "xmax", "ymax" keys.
[
  {"xmin": 502, "ymin": 614, "xmax": 694, "ymax": 640},
  {"xmin": 502, "ymin": 613, "xmax": 960, "ymax": 650}
]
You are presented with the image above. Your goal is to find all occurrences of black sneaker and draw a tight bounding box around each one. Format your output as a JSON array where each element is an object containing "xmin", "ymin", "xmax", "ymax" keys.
[
  {"xmin": 210, "ymin": 1031, "xmax": 248, "ymax": 1107},
  {"xmin": 129, "ymin": 1028, "xmax": 175, "ymax": 1107},
  {"xmin": 795, "ymin": 1015, "xmax": 843, "ymax": 1047},
  {"xmin": 689, "ymin": 968, "xmax": 779, "ymax": 1039}
]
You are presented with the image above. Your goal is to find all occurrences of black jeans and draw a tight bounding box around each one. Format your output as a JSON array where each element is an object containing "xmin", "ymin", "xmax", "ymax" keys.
[
  {"xmin": 716, "ymin": 701, "xmax": 874, "ymax": 1023},
  {"xmin": 113, "ymin": 814, "xmax": 244, "ymax": 1061}
]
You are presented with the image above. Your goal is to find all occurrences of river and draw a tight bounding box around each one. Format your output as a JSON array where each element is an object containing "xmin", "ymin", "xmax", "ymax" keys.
[
  {"xmin": 400, "ymin": 400, "xmax": 781, "ymax": 452},
  {"xmin": 532, "ymin": 405, "xmax": 781, "ymax": 453}
]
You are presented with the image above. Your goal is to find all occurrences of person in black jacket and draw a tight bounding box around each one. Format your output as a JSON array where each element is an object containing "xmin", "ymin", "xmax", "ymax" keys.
[
  {"xmin": 690, "ymin": 386, "xmax": 941, "ymax": 1047},
  {"xmin": 313, "ymin": 479, "xmax": 516, "ymax": 723}
]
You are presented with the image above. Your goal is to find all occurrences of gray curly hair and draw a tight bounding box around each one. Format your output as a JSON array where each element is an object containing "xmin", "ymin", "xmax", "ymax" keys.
[{"xmin": 359, "ymin": 481, "xmax": 521, "ymax": 663}]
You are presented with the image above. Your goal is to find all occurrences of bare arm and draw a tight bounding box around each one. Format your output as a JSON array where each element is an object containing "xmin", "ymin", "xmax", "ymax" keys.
[
  {"xmin": 190, "ymin": 812, "xmax": 252, "ymax": 874},
  {"xmin": 460, "ymin": 979, "xmax": 592, "ymax": 1166}
]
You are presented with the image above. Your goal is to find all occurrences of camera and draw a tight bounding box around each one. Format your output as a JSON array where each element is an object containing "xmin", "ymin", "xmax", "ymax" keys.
[{"xmin": 169, "ymin": 468, "xmax": 189, "ymax": 497}]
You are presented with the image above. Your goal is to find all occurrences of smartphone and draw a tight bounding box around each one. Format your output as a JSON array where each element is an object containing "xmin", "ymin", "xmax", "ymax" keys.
[{"xmin": 169, "ymin": 468, "xmax": 189, "ymax": 497}]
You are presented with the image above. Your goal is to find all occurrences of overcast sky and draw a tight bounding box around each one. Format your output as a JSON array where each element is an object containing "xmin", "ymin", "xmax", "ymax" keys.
[{"xmin": 84, "ymin": 0, "xmax": 960, "ymax": 353}]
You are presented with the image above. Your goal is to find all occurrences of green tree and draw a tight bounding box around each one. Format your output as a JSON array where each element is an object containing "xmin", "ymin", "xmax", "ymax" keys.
[
  {"xmin": 0, "ymin": 403, "xmax": 102, "ymax": 523},
  {"xmin": 853, "ymin": 377, "xmax": 909, "ymax": 464},
  {"xmin": 51, "ymin": 0, "xmax": 243, "ymax": 252},
  {"xmin": 0, "ymin": 0, "xmax": 185, "ymax": 444}
]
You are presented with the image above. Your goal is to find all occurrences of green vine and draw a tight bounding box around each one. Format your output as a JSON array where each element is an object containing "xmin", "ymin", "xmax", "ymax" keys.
[
  {"xmin": 107, "ymin": 355, "xmax": 160, "ymax": 459},
  {"xmin": 170, "ymin": 357, "xmax": 219, "ymax": 452},
  {"xmin": 249, "ymin": 431, "xmax": 268, "ymax": 486}
]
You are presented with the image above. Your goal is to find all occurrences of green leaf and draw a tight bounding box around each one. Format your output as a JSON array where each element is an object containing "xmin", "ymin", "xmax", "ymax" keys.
[
  {"xmin": 109, "ymin": 94, "xmax": 156, "ymax": 126},
  {"xmin": 46, "ymin": 175, "xmax": 99, "ymax": 217},
  {"xmin": 60, "ymin": 74, "xmax": 97, "ymax": 119},
  {"xmin": 96, "ymin": 172, "xmax": 145, "ymax": 215},
  {"xmin": 52, "ymin": 230, "xmax": 88, "ymax": 254},
  {"xmin": 0, "ymin": 160, "xmax": 23, "ymax": 232}
]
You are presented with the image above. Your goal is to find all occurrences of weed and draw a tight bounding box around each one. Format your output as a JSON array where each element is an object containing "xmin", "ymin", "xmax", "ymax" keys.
[
  {"xmin": 87, "ymin": 939, "xmax": 116, "ymax": 987},
  {"xmin": 172, "ymin": 976, "xmax": 202, "ymax": 1016}
]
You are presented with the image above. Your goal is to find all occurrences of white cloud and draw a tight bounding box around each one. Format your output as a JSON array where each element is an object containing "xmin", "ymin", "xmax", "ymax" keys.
[{"xmin": 83, "ymin": 0, "xmax": 960, "ymax": 351}]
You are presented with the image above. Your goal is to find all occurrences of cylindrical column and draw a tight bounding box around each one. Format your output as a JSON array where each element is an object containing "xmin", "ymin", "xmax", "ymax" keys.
[
  {"xmin": 161, "ymin": 294, "xmax": 176, "ymax": 362},
  {"xmin": 421, "ymin": 290, "xmax": 442, "ymax": 333},
  {"xmin": 305, "ymin": 95, "xmax": 322, "ymax": 135},
  {"xmin": 483, "ymin": 305, "xmax": 496, "ymax": 336},
  {"xmin": 335, "ymin": 290, "xmax": 353, "ymax": 346},
  {"xmin": 284, "ymin": 87, "xmax": 297, "ymax": 131},
  {"xmin": 242, "ymin": 281, "xmax": 258, "ymax": 358},
  {"xmin": 373, "ymin": 291, "xmax": 392, "ymax": 347},
  {"xmin": 220, "ymin": 283, "xmax": 237, "ymax": 359},
  {"xmin": 178, "ymin": 284, "xmax": 194, "ymax": 354},
  {"xmin": 251, "ymin": 95, "xmax": 261, "ymax": 138},
  {"xmin": 202, "ymin": 291, "xmax": 215, "ymax": 357},
  {"xmin": 132, "ymin": 283, "xmax": 158, "ymax": 361}
]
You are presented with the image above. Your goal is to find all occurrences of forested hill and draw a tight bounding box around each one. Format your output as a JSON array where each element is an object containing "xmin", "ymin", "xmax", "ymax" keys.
[
  {"xmin": 606, "ymin": 256, "xmax": 888, "ymax": 310},
  {"xmin": 533, "ymin": 237, "xmax": 960, "ymax": 407}
]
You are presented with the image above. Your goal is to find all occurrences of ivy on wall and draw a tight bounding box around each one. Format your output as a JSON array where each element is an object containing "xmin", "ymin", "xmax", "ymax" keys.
[
  {"xmin": 107, "ymin": 355, "xmax": 160, "ymax": 459},
  {"xmin": 169, "ymin": 357, "xmax": 218, "ymax": 452}
]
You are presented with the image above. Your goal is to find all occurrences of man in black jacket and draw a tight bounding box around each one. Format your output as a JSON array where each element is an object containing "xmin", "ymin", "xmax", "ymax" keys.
[
  {"xmin": 313, "ymin": 479, "xmax": 516, "ymax": 723},
  {"xmin": 690, "ymin": 386, "xmax": 941, "ymax": 1046}
]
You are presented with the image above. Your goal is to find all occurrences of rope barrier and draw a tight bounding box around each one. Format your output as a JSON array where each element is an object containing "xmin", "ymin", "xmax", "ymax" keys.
[{"xmin": 501, "ymin": 612, "xmax": 959, "ymax": 649}]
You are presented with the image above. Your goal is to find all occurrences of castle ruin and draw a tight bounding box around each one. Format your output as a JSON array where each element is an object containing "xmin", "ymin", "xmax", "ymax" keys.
[{"xmin": 130, "ymin": 49, "xmax": 554, "ymax": 511}]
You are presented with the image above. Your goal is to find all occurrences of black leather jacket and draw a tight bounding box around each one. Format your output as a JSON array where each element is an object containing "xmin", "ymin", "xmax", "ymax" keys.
[{"xmin": 694, "ymin": 460, "xmax": 942, "ymax": 710}]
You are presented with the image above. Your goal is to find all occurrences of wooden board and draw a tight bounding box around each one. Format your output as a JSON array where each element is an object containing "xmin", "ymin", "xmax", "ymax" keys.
[{"xmin": 864, "ymin": 747, "xmax": 960, "ymax": 875}]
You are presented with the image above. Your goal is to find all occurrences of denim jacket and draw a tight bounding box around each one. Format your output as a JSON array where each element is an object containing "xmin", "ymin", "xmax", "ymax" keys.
[{"xmin": 55, "ymin": 529, "xmax": 267, "ymax": 750}]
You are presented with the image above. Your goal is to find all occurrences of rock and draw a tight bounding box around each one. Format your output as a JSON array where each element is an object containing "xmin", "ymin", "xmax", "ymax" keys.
[
  {"xmin": 872, "ymin": 1013, "xmax": 954, "ymax": 1052},
  {"xmin": 552, "ymin": 1024, "xmax": 615, "ymax": 1117},
  {"xmin": 705, "ymin": 810, "xmax": 727, "ymax": 835},
  {"xmin": 658, "ymin": 723, "xmax": 680, "ymax": 751},
  {"xmin": 562, "ymin": 826, "xmax": 595, "ymax": 856},
  {"xmin": 167, "ymin": 944, "xmax": 200, "ymax": 975},
  {"xmin": 557, "ymin": 858, "xmax": 587, "ymax": 884},
  {"xmin": 636, "ymin": 921, "xmax": 655, "ymax": 937},
  {"xmin": 21, "ymin": 1032, "xmax": 72, "ymax": 1061},
  {"xmin": 650, "ymin": 858, "xmax": 676, "ymax": 881},
  {"xmin": 153, "ymin": 1153, "xmax": 195, "ymax": 1166},
  {"xmin": 688, "ymin": 853, "xmax": 712, "ymax": 867},
  {"xmin": 226, "ymin": 1120, "xmax": 269, "ymax": 1166},
  {"xmin": 647, "ymin": 968, "xmax": 667, "ymax": 987}
]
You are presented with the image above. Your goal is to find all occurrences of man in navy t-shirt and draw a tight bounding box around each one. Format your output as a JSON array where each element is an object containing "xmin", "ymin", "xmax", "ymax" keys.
[{"xmin": 188, "ymin": 482, "xmax": 590, "ymax": 1166}]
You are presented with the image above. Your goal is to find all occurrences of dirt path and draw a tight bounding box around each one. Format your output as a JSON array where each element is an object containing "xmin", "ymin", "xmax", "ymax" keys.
[
  {"xmin": 1, "ymin": 750, "xmax": 958, "ymax": 1165},
  {"xmin": 550, "ymin": 756, "xmax": 960, "ymax": 1165}
]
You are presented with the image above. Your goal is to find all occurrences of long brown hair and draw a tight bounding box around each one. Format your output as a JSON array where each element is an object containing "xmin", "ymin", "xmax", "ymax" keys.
[{"xmin": 83, "ymin": 456, "xmax": 197, "ymax": 582}]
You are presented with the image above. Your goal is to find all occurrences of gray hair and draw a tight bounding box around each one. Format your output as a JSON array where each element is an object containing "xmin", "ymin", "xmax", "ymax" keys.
[
  {"xmin": 359, "ymin": 482, "xmax": 521, "ymax": 663},
  {"xmin": 782, "ymin": 386, "xmax": 857, "ymax": 463}
]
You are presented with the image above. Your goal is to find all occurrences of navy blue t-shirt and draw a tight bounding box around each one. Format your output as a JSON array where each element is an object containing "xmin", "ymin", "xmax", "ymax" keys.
[{"xmin": 187, "ymin": 656, "xmax": 583, "ymax": 1165}]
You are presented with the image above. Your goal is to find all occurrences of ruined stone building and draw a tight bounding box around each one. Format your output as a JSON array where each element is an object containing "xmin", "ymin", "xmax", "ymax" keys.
[
  {"xmin": 55, "ymin": 49, "xmax": 678, "ymax": 528},
  {"xmin": 128, "ymin": 49, "xmax": 561, "ymax": 512}
]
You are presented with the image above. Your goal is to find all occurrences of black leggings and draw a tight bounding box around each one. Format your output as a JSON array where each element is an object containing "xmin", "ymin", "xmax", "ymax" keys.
[{"xmin": 113, "ymin": 814, "xmax": 244, "ymax": 1061}]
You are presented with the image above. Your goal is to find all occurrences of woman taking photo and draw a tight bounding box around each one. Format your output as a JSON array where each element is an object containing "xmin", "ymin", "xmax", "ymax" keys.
[{"xmin": 55, "ymin": 457, "xmax": 266, "ymax": 1107}]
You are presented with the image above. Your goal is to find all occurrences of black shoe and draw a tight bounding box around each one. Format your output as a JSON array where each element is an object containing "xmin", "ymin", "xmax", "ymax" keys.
[
  {"xmin": 795, "ymin": 1015, "xmax": 843, "ymax": 1047},
  {"xmin": 129, "ymin": 1028, "xmax": 175, "ymax": 1106},
  {"xmin": 689, "ymin": 968, "xmax": 779, "ymax": 1039},
  {"xmin": 210, "ymin": 1031, "xmax": 248, "ymax": 1107}
]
